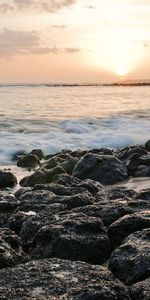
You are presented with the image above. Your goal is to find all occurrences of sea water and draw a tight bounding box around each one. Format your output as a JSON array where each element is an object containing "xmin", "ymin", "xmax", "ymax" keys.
[{"xmin": 0, "ymin": 84, "xmax": 150, "ymax": 165}]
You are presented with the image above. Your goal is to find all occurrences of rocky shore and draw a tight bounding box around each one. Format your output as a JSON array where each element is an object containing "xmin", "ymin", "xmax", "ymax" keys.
[{"xmin": 0, "ymin": 141, "xmax": 150, "ymax": 299}]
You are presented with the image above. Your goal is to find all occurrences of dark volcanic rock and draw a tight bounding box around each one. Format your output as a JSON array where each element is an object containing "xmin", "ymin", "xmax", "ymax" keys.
[
  {"xmin": 33, "ymin": 182, "xmax": 88, "ymax": 196},
  {"xmin": 20, "ymin": 170, "xmax": 47, "ymax": 187},
  {"xmin": 106, "ymin": 186, "xmax": 137, "ymax": 200},
  {"xmin": 30, "ymin": 213, "xmax": 110, "ymax": 264},
  {"xmin": 116, "ymin": 145, "xmax": 147, "ymax": 161},
  {"xmin": 134, "ymin": 165, "xmax": 150, "ymax": 177},
  {"xmin": 17, "ymin": 154, "xmax": 40, "ymax": 168},
  {"xmin": 108, "ymin": 211, "xmax": 150, "ymax": 246},
  {"xmin": 126, "ymin": 153, "xmax": 150, "ymax": 173},
  {"xmin": 0, "ymin": 228, "xmax": 28, "ymax": 269},
  {"xmin": 73, "ymin": 153, "xmax": 128, "ymax": 184},
  {"xmin": 130, "ymin": 278, "xmax": 150, "ymax": 300},
  {"xmin": 0, "ymin": 192, "xmax": 19, "ymax": 212},
  {"xmin": 72, "ymin": 202, "xmax": 133, "ymax": 227},
  {"xmin": 30, "ymin": 149, "xmax": 44, "ymax": 160},
  {"xmin": 0, "ymin": 170, "xmax": 17, "ymax": 188},
  {"xmin": 145, "ymin": 139, "xmax": 150, "ymax": 151},
  {"xmin": 109, "ymin": 229, "xmax": 150, "ymax": 285},
  {"xmin": 135, "ymin": 189, "xmax": 150, "ymax": 200},
  {"xmin": 0, "ymin": 258, "xmax": 130, "ymax": 300}
]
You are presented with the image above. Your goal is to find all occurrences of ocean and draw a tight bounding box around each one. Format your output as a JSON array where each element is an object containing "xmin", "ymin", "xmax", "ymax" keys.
[{"xmin": 0, "ymin": 84, "xmax": 150, "ymax": 166}]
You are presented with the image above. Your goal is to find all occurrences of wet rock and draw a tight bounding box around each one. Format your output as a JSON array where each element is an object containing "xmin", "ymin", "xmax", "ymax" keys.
[
  {"xmin": 126, "ymin": 153, "xmax": 150, "ymax": 173},
  {"xmin": 16, "ymin": 190, "xmax": 55, "ymax": 212},
  {"xmin": 30, "ymin": 213, "xmax": 110, "ymax": 264},
  {"xmin": 73, "ymin": 153, "xmax": 128, "ymax": 184},
  {"xmin": 60, "ymin": 156, "xmax": 78, "ymax": 174},
  {"xmin": 128, "ymin": 199, "xmax": 150, "ymax": 213},
  {"xmin": 108, "ymin": 211, "xmax": 150, "ymax": 247},
  {"xmin": 88, "ymin": 148, "xmax": 113, "ymax": 156},
  {"xmin": 116, "ymin": 145, "xmax": 147, "ymax": 161},
  {"xmin": 134, "ymin": 165, "xmax": 150, "ymax": 177},
  {"xmin": 20, "ymin": 170, "xmax": 47, "ymax": 187},
  {"xmin": 0, "ymin": 170, "xmax": 17, "ymax": 188},
  {"xmin": 72, "ymin": 179, "xmax": 104, "ymax": 196},
  {"xmin": 30, "ymin": 149, "xmax": 44, "ymax": 160},
  {"xmin": 0, "ymin": 228, "xmax": 28, "ymax": 269},
  {"xmin": 145, "ymin": 139, "xmax": 150, "ymax": 151},
  {"xmin": 109, "ymin": 229, "xmax": 150, "ymax": 284},
  {"xmin": 0, "ymin": 192, "xmax": 19, "ymax": 212},
  {"xmin": 106, "ymin": 186, "xmax": 137, "ymax": 200},
  {"xmin": 135, "ymin": 189, "xmax": 150, "ymax": 200},
  {"xmin": 17, "ymin": 153, "xmax": 40, "ymax": 168},
  {"xmin": 45, "ymin": 165, "xmax": 66, "ymax": 182},
  {"xmin": 72, "ymin": 202, "xmax": 133, "ymax": 226},
  {"xmin": 33, "ymin": 182, "xmax": 88, "ymax": 196},
  {"xmin": 8, "ymin": 211, "xmax": 37, "ymax": 235},
  {"xmin": 130, "ymin": 278, "xmax": 150, "ymax": 300},
  {"xmin": 0, "ymin": 258, "xmax": 130, "ymax": 300},
  {"xmin": 51, "ymin": 173, "xmax": 81, "ymax": 186},
  {"xmin": 11, "ymin": 150, "xmax": 27, "ymax": 161}
]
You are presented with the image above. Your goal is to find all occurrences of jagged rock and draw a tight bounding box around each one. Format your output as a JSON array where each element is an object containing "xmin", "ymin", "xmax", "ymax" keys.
[
  {"xmin": 0, "ymin": 258, "xmax": 130, "ymax": 300},
  {"xmin": 135, "ymin": 189, "xmax": 150, "ymax": 200},
  {"xmin": 30, "ymin": 213, "xmax": 110, "ymax": 264},
  {"xmin": 33, "ymin": 182, "xmax": 89, "ymax": 196},
  {"xmin": 17, "ymin": 154, "xmax": 40, "ymax": 168},
  {"xmin": 134, "ymin": 165, "xmax": 150, "ymax": 177},
  {"xmin": 0, "ymin": 170, "xmax": 17, "ymax": 188},
  {"xmin": 108, "ymin": 211, "xmax": 150, "ymax": 246},
  {"xmin": 109, "ymin": 229, "xmax": 150, "ymax": 285},
  {"xmin": 73, "ymin": 154, "xmax": 128, "ymax": 184},
  {"xmin": 126, "ymin": 153, "xmax": 150, "ymax": 173},
  {"xmin": 72, "ymin": 202, "xmax": 133, "ymax": 226},
  {"xmin": 145, "ymin": 140, "xmax": 150, "ymax": 151},
  {"xmin": 0, "ymin": 192, "xmax": 19, "ymax": 212},
  {"xmin": 30, "ymin": 149, "xmax": 44, "ymax": 160},
  {"xmin": 116, "ymin": 145, "xmax": 147, "ymax": 161},
  {"xmin": 130, "ymin": 278, "xmax": 150, "ymax": 300},
  {"xmin": 0, "ymin": 228, "xmax": 28, "ymax": 269},
  {"xmin": 20, "ymin": 170, "xmax": 47, "ymax": 187}
]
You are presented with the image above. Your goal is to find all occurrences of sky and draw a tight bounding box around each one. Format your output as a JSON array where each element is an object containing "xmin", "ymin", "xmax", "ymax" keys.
[{"xmin": 0, "ymin": 0, "xmax": 150, "ymax": 83}]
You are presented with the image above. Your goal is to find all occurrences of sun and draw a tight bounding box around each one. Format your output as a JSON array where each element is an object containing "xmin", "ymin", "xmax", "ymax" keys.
[{"xmin": 115, "ymin": 66, "xmax": 128, "ymax": 77}]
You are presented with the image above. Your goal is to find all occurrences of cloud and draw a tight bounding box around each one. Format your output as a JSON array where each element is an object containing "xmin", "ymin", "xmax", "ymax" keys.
[
  {"xmin": 0, "ymin": 0, "xmax": 76, "ymax": 13},
  {"xmin": 51, "ymin": 25, "xmax": 68, "ymax": 29},
  {"xmin": 0, "ymin": 28, "xmax": 80, "ymax": 58}
]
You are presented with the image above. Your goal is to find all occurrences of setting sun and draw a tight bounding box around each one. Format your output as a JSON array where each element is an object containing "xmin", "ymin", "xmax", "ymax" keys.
[{"xmin": 115, "ymin": 66, "xmax": 128, "ymax": 76}]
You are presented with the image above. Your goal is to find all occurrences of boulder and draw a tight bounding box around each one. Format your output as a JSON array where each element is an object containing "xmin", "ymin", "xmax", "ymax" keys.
[
  {"xmin": 109, "ymin": 229, "xmax": 150, "ymax": 284},
  {"xmin": 135, "ymin": 189, "xmax": 150, "ymax": 200},
  {"xmin": 17, "ymin": 154, "xmax": 40, "ymax": 168},
  {"xmin": 108, "ymin": 211, "xmax": 150, "ymax": 246},
  {"xmin": 20, "ymin": 170, "xmax": 47, "ymax": 187},
  {"xmin": 30, "ymin": 213, "xmax": 110, "ymax": 264},
  {"xmin": 116, "ymin": 145, "xmax": 147, "ymax": 161},
  {"xmin": 73, "ymin": 154, "xmax": 128, "ymax": 184},
  {"xmin": 145, "ymin": 140, "xmax": 150, "ymax": 151},
  {"xmin": 0, "ymin": 170, "xmax": 17, "ymax": 188},
  {"xmin": 0, "ymin": 228, "xmax": 28, "ymax": 269},
  {"xmin": 30, "ymin": 149, "xmax": 44, "ymax": 160},
  {"xmin": 0, "ymin": 258, "xmax": 130, "ymax": 300},
  {"xmin": 130, "ymin": 278, "xmax": 150, "ymax": 300}
]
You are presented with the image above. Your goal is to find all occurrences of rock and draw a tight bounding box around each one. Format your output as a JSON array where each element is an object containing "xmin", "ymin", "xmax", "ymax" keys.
[
  {"xmin": 30, "ymin": 213, "xmax": 110, "ymax": 264},
  {"xmin": 134, "ymin": 165, "xmax": 150, "ymax": 177},
  {"xmin": 130, "ymin": 278, "xmax": 150, "ymax": 300},
  {"xmin": 73, "ymin": 154, "xmax": 128, "ymax": 184},
  {"xmin": 72, "ymin": 202, "xmax": 133, "ymax": 226},
  {"xmin": 8, "ymin": 211, "xmax": 37, "ymax": 235},
  {"xmin": 20, "ymin": 170, "xmax": 47, "ymax": 187},
  {"xmin": 45, "ymin": 166, "xmax": 66, "ymax": 182},
  {"xmin": 0, "ymin": 192, "xmax": 19, "ymax": 212},
  {"xmin": 17, "ymin": 154, "xmax": 40, "ymax": 168},
  {"xmin": 30, "ymin": 149, "xmax": 44, "ymax": 160},
  {"xmin": 11, "ymin": 150, "xmax": 27, "ymax": 161},
  {"xmin": 126, "ymin": 153, "xmax": 150, "ymax": 173},
  {"xmin": 0, "ymin": 170, "xmax": 17, "ymax": 188},
  {"xmin": 88, "ymin": 148, "xmax": 113, "ymax": 155},
  {"xmin": 128, "ymin": 199, "xmax": 150, "ymax": 213},
  {"xmin": 0, "ymin": 228, "xmax": 28, "ymax": 269},
  {"xmin": 135, "ymin": 189, "xmax": 150, "ymax": 200},
  {"xmin": 0, "ymin": 258, "xmax": 130, "ymax": 300},
  {"xmin": 106, "ymin": 186, "xmax": 137, "ymax": 200},
  {"xmin": 51, "ymin": 174, "xmax": 81, "ymax": 186},
  {"xmin": 116, "ymin": 145, "xmax": 147, "ymax": 161},
  {"xmin": 33, "ymin": 182, "xmax": 88, "ymax": 196},
  {"xmin": 72, "ymin": 179, "xmax": 104, "ymax": 196},
  {"xmin": 108, "ymin": 211, "xmax": 150, "ymax": 247},
  {"xmin": 60, "ymin": 157, "xmax": 78, "ymax": 174},
  {"xmin": 109, "ymin": 229, "xmax": 150, "ymax": 285},
  {"xmin": 145, "ymin": 140, "xmax": 150, "ymax": 151}
]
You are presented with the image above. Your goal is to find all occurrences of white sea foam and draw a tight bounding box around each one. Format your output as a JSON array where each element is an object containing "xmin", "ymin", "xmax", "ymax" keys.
[{"xmin": 0, "ymin": 85, "xmax": 149, "ymax": 165}]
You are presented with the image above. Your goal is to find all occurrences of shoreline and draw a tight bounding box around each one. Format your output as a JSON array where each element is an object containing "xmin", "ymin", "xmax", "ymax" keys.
[{"xmin": 0, "ymin": 141, "xmax": 150, "ymax": 299}]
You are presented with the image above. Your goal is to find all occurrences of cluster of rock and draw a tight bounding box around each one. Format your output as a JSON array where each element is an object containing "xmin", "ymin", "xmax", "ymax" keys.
[{"xmin": 0, "ymin": 141, "xmax": 150, "ymax": 299}]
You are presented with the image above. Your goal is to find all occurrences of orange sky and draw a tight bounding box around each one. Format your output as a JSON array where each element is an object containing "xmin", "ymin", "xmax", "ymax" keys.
[{"xmin": 0, "ymin": 0, "xmax": 150, "ymax": 83}]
